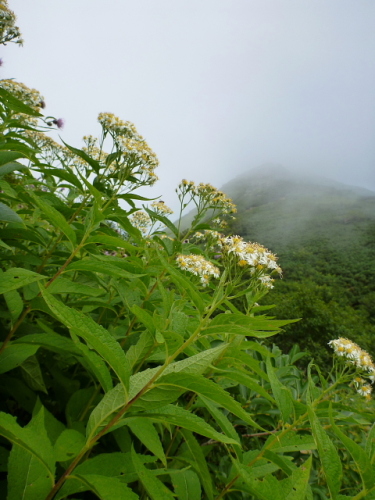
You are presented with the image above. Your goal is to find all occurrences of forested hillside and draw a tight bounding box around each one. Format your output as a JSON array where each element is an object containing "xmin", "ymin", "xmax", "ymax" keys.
[{"xmin": 226, "ymin": 164, "xmax": 375, "ymax": 365}]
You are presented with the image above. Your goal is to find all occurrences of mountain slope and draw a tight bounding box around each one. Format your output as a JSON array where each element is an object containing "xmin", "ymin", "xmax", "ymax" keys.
[{"xmin": 224, "ymin": 164, "xmax": 375, "ymax": 365}]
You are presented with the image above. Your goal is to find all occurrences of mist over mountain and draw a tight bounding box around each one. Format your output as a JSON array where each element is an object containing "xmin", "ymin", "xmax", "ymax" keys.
[
  {"xmin": 225, "ymin": 163, "xmax": 375, "ymax": 252},
  {"xmin": 222, "ymin": 163, "xmax": 375, "ymax": 364}
]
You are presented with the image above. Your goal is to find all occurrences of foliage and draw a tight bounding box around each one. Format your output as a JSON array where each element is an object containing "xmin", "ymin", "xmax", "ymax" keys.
[{"xmin": 1, "ymin": 10, "xmax": 375, "ymax": 500}]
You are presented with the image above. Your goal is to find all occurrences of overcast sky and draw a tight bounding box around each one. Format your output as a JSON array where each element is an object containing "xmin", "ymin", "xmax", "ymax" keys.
[{"xmin": 3, "ymin": 0, "xmax": 375, "ymax": 210}]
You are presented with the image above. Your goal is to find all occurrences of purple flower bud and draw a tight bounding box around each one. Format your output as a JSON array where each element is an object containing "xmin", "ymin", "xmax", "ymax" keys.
[
  {"xmin": 39, "ymin": 100, "xmax": 46, "ymax": 109},
  {"xmin": 52, "ymin": 118, "xmax": 64, "ymax": 129},
  {"xmin": 0, "ymin": 59, "xmax": 3, "ymax": 67},
  {"xmin": 213, "ymin": 254, "xmax": 222, "ymax": 260}
]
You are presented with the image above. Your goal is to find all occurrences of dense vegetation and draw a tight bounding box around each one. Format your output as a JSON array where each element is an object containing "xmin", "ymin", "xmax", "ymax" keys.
[
  {"xmin": 227, "ymin": 165, "xmax": 375, "ymax": 365},
  {"xmin": 1, "ymin": 3, "xmax": 375, "ymax": 500}
]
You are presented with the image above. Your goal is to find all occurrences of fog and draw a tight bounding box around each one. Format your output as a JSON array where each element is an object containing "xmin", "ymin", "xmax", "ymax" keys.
[{"xmin": 3, "ymin": 0, "xmax": 375, "ymax": 211}]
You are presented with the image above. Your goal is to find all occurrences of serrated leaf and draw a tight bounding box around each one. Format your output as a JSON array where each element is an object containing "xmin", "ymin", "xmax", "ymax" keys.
[
  {"xmin": 126, "ymin": 330, "xmax": 155, "ymax": 369},
  {"xmin": 0, "ymin": 268, "xmax": 46, "ymax": 294},
  {"xmin": 40, "ymin": 287, "xmax": 129, "ymax": 394},
  {"xmin": 54, "ymin": 429, "xmax": 86, "ymax": 462},
  {"xmin": 131, "ymin": 447, "xmax": 174, "ymax": 500},
  {"xmin": 130, "ymin": 404, "xmax": 238, "ymax": 445},
  {"xmin": 126, "ymin": 417, "xmax": 166, "ymax": 465},
  {"xmin": 266, "ymin": 357, "xmax": 294, "ymax": 422},
  {"xmin": 263, "ymin": 432, "xmax": 316, "ymax": 454},
  {"xmin": 308, "ymin": 405, "xmax": 342, "ymax": 499},
  {"xmin": 203, "ymin": 312, "xmax": 297, "ymax": 338},
  {"xmin": 171, "ymin": 469, "xmax": 201, "ymax": 500},
  {"xmin": 156, "ymin": 373, "xmax": 262, "ymax": 430},
  {"xmin": 283, "ymin": 456, "xmax": 312, "ymax": 500}
]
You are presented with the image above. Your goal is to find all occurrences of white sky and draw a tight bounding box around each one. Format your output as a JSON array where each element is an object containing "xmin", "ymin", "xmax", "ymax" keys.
[{"xmin": 3, "ymin": 0, "xmax": 375, "ymax": 210}]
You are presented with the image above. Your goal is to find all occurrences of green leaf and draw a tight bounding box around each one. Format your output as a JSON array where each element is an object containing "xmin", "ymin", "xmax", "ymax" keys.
[
  {"xmin": 263, "ymin": 432, "xmax": 316, "ymax": 454},
  {"xmin": 366, "ymin": 423, "xmax": 375, "ymax": 464},
  {"xmin": 156, "ymin": 373, "xmax": 262, "ymax": 430},
  {"xmin": 199, "ymin": 396, "xmax": 241, "ymax": 447},
  {"xmin": 139, "ymin": 404, "xmax": 238, "ymax": 445},
  {"xmin": 131, "ymin": 447, "xmax": 174, "ymax": 500},
  {"xmin": 66, "ymin": 259, "xmax": 141, "ymax": 279},
  {"xmin": 85, "ymin": 234, "xmax": 136, "ymax": 254},
  {"xmin": 180, "ymin": 429, "xmax": 213, "ymax": 500},
  {"xmin": 86, "ymin": 384, "xmax": 126, "ymax": 440},
  {"xmin": 1, "ymin": 408, "xmax": 55, "ymax": 500},
  {"xmin": 70, "ymin": 333, "xmax": 113, "ymax": 392},
  {"xmin": 87, "ymin": 345, "xmax": 228, "ymax": 439},
  {"xmin": 0, "ymin": 268, "xmax": 47, "ymax": 294},
  {"xmin": 283, "ymin": 456, "xmax": 312, "ymax": 500},
  {"xmin": 40, "ymin": 287, "xmax": 129, "ymax": 394},
  {"xmin": 0, "ymin": 343, "xmax": 39, "ymax": 374},
  {"xmin": 56, "ymin": 452, "xmax": 155, "ymax": 499},
  {"xmin": 29, "ymin": 192, "xmax": 76, "ymax": 245},
  {"xmin": 0, "ymin": 160, "xmax": 28, "ymax": 176},
  {"xmin": 62, "ymin": 140, "xmax": 101, "ymax": 174},
  {"xmin": 218, "ymin": 369, "xmax": 275, "ymax": 404},
  {"xmin": 20, "ymin": 355, "xmax": 47, "ymax": 393},
  {"xmin": 308, "ymin": 404, "xmax": 342, "ymax": 499},
  {"xmin": 14, "ymin": 332, "xmax": 82, "ymax": 356},
  {"xmin": 203, "ymin": 313, "xmax": 297, "ymax": 338},
  {"xmin": 330, "ymin": 409, "xmax": 375, "ymax": 491},
  {"xmin": 126, "ymin": 417, "xmax": 166, "ymax": 466},
  {"xmin": 43, "ymin": 167, "xmax": 83, "ymax": 190},
  {"xmin": 145, "ymin": 207, "xmax": 178, "ymax": 236},
  {"xmin": 47, "ymin": 277, "xmax": 104, "ymax": 296},
  {"xmin": 125, "ymin": 330, "xmax": 155, "ymax": 369},
  {"xmin": 54, "ymin": 429, "xmax": 86, "ymax": 462},
  {"xmin": 171, "ymin": 469, "xmax": 201, "ymax": 500},
  {"xmin": 0, "ymin": 87, "xmax": 42, "ymax": 117},
  {"xmin": 236, "ymin": 462, "xmax": 282, "ymax": 500},
  {"xmin": 0, "ymin": 201, "xmax": 24, "ymax": 224},
  {"xmin": 131, "ymin": 305, "xmax": 156, "ymax": 334},
  {"xmin": 0, "ymin": 150, "xmax": 24, "ymax": 166},
  {"xmin": 4, "ymin": 288, "xmax": 23, "ymax": 321},
  {"xmin": 266, "ymin": 357, "xmax": 293, "ymax": 422},
  {"xmin": 71, "ymin": 474, "xmax": 139, "ymax": 500}
]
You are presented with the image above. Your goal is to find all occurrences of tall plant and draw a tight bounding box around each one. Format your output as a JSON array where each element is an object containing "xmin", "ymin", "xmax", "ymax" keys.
[{"xmin": 0, "ymin": 4, "xmax": 375, "ymax": 499}]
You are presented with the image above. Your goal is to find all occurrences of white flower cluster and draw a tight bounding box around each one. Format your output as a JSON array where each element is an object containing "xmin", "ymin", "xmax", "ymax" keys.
[
  {"xmin": 219, "ymin": 235, "xmax": 281, "ymax": 288},
  {"xmin": 0, "ymin": 2, "xmax": 23, "ymax": 45},
  {"xmin": 150, "ymin": 201, "xmax": 173, "ymax": 215},
  {"xmin": 97, "ymin": 113, "xmax": 159, "ymax": 186},
  {"xmin": 129, "ymin": 211, "xmax": 151, "ymax": 235},
  {"xmin": 328, "ymin": 337, "xmax": 375, "ymax": 399},
  {"xmin": 176, "ymin": 254, "xmax": 220, "ymax": 286},
  {"xmin": 0, "ymin": 80, "xmax": 44, "ymax": 108},
  {"xmin": 177, "ymin": 180, "xmax": 237, "ymax": 214}
]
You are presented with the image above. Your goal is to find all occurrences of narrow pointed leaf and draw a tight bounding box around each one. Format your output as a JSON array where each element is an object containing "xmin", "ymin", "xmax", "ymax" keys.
[{"xmin": 40, "ymin": 287, "xmax": 129, "ymax": 394}]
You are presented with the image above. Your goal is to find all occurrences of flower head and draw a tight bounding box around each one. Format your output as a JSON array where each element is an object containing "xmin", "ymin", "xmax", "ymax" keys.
[
  {"xmin": 176, "ymin": 254, "xmax": 220, "ymax": 286},
  {"xmin": 329, "ymin": 337, "xmax": 375, "ymax": 398}
]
